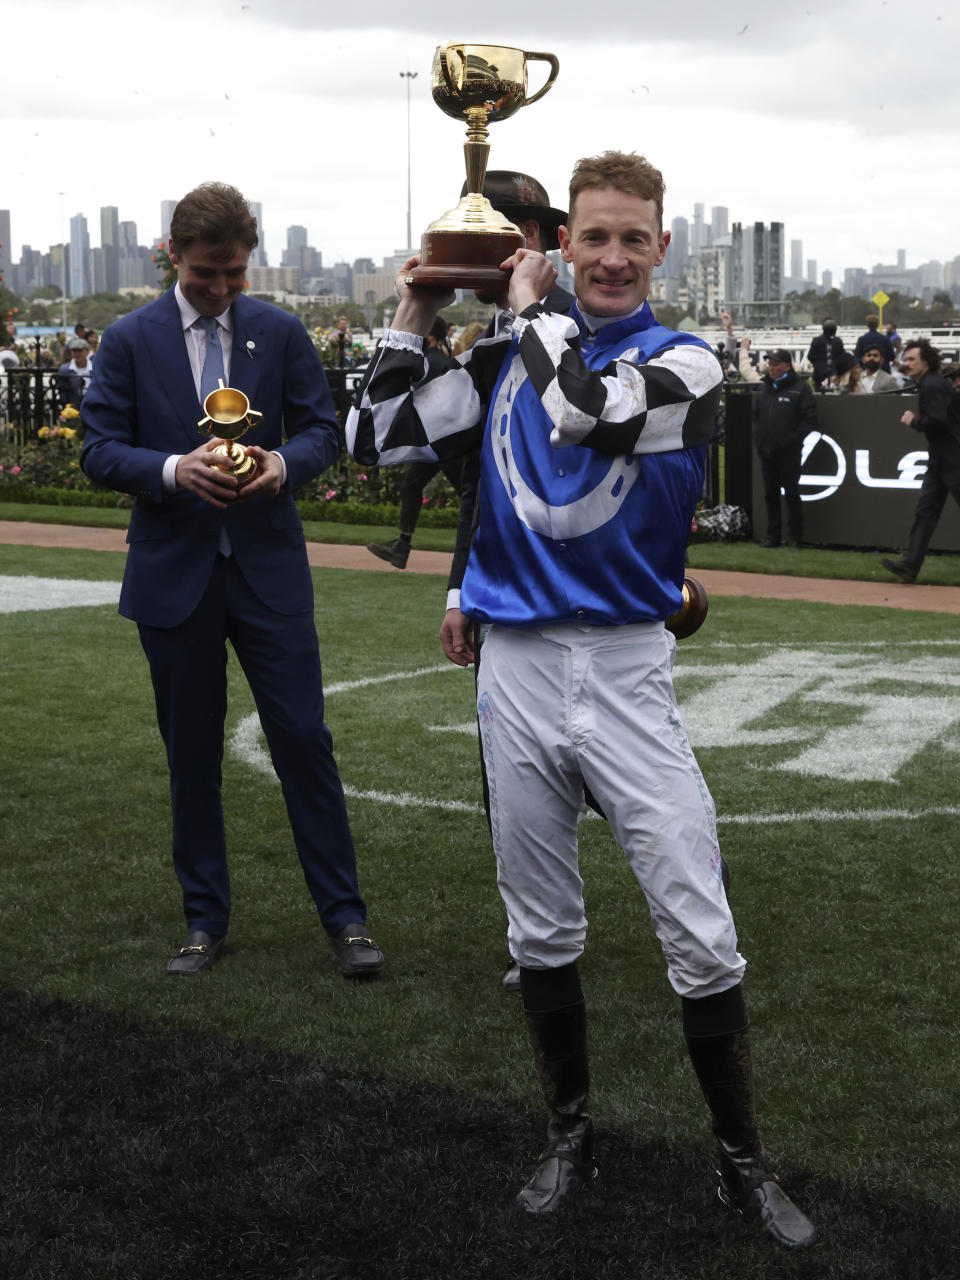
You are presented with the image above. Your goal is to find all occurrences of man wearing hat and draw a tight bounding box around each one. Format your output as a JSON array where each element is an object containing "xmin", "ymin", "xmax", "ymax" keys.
[
  {"xmin": 57, "ymin": 337, "xmax": 93, "ymax": 409},
  {"xmin": 440, "ymin": 173, "xmax": 577, "ymax": 992},
  {"xmin": 367, "ymin": 170, "xmax": 574, "ymax": 572},
  {"xmin": 441, "ymin": 171, "xmax": 574, "ymax": 619},
  {"xmin": 739, "ymin": 339, "xmax": 817, "ymax": 547}
]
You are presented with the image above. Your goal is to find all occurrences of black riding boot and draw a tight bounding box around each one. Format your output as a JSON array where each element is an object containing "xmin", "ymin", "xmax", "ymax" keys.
[
  {"xmin": 516, "ymin": 964, "xmax": 597, "ymax": 1214},
  {"xmin": 683, "ymin": 986, "xmax": 816, "ymax": 1250}
]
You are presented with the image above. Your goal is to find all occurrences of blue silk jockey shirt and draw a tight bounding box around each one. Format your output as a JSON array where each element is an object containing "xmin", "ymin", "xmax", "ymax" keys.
[{"xmin": 460, "ymin": 302, "xmax": 712, "ymax": 629}]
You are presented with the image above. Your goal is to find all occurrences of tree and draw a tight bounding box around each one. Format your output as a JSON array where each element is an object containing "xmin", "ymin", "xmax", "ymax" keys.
[{"xmin": 29, "ymin": 284, "xmax": 62, "ymax": 301}]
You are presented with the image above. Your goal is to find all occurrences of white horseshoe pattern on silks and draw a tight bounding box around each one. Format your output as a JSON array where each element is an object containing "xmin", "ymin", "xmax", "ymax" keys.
[{"xmin": 490, "ymin": 353, "xmax": 641, "ymax": 541}]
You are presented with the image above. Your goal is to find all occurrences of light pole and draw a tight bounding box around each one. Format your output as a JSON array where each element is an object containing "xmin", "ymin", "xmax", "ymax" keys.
[{"xmin": 399, "ymin": 70, "xmax": 418, "ymax": 251}]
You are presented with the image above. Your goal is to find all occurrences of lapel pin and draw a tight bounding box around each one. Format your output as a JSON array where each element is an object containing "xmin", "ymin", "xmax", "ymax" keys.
[{"xmin": 246, "ymin": 340, "xmax": 256, "ymax": 359}]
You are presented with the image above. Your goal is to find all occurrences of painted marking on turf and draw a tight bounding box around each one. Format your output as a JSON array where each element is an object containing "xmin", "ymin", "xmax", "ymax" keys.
[
  {"xmin": 228, "ymin": 664, "xmax": 475, "ymax": 812},
  {"xmin": 0, "ymin": 574, "xmax": 121, "ymax": 613},
  {"xmin": 674, "ymin": 648, "xmax": 960, "ymax": 782}
]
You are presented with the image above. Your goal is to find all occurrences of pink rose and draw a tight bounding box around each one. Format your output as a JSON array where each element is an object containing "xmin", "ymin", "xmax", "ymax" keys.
[
  {"xmin": 11, "ymin": 465, "xmax": 21, "ymax": 474},
  {"xmin": 358, "ymin": 473, "xmax": 368, "ymax": 482},
  {"xmin": 325, "ymin": 489, "xmax": 337, "ymax": 500}
]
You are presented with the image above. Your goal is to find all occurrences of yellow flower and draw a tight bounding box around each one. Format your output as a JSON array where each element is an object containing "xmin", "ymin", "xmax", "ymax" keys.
[
  {"xmin": 38, "ymin": 427, "xmax": 51, "ymax": 439},
  {"xmin": 61, "ymin": 404, "xmax": 80, "ymax": 420},
  {"xmin": 60, "ymin": 427, "xmax": 78, "ymax": 439}
]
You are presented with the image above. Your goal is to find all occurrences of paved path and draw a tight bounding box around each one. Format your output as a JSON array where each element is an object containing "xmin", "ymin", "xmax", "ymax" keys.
[{"xmin": 3, "ymin": 519, "xmax": 959, "ymax": 614}]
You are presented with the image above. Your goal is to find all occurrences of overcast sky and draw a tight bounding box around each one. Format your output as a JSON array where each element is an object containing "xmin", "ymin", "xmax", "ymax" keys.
[{"xmin": 5, "ymin": 0, "xmax": 958, "ymax": 285}]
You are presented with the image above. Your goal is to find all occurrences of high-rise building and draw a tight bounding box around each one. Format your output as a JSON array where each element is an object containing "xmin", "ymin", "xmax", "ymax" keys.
[
  {"xmin": 69, "ymin": 212, "xmax": 91, "ymax": 297},
  {"xmin": 843, "ymin": 267, "xmax": 868, "ymax": 297},
  {"xmin": 0, "ymin": 210, "xmax": 11, "ymax": 283},
  {"xmin": 282, "ymin": 225, "xmax": 310, "ymax": 268},
  {"xmin": 807, "ymin": 259, "xmax": 817, "ymax": 284},
  {"xmin": 791, "ymin": 239, "xmax": 803, "ymax": 279},
  {"xmin": 730, "ymin": 221, "xmax": 783, "ymax": 304},
  {"xmin": 691, "ymin": 203, "xmax": 706, "ymax": 253},
  {"xmin": 160, "ymin": 200, "xmax": 177, "ymax": 243},
  {"xmin": 50, "ymin": 244, "xmax": 70, "ymax": 300},
  {"xmin": 822, "ymin": 269, "xmax": 832, "ymax": 293},
  {"xmin": 669, "ymin": 215, "xmax": 689, "ymax": 266},
  {"xmin": 248, "ymin": 202, "xmax": 267, "ymax": 266},
  {"xmin": 710, "ymin": 206, "xmax": 729, "ymax": 241},
  {"xmin": 100, "ymin": 206, "xmax": 120, "ymax": 292}
]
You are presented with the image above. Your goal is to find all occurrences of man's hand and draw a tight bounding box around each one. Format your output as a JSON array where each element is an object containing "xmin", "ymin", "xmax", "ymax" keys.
[
  {"xmin": 175, "ymin": 440, "xmax": 239, "ymax": 508},
  {"xmin": 440, "ymin": 608, "xmax": 474, "ymax": 666},
  {"xmin": 741, "ymin": 336, "xmax": 751, "ymax": 350},
  {"xmin": 504, "ymin": 248, "xmax": 557, "ymax": 315},
  {"xmin": 720, "ymin": 309, "xmax": 734, "ymax": 333},
  {"xmin": 236, "ymin": 446, "xmax": 284, "ymax": 499},
  {"xmin": 901, "ymin": 409, "xmax": 916, "ymax": 426},
  {"xmin": 390, "ymin": 254, "xmax": 456, "ymax": 336}
]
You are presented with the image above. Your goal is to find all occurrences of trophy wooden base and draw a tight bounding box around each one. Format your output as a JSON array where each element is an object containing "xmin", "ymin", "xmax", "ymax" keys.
[
  {"xmin": 407, "ymin": 225, "xmax": 524, "ymax": 291},
  {"xmin": 666, "ymin": 576, "xmax": 709, "ymax": 640},
  {"xmin": 406, "ymin": 263, "xmax": 514, "ymax": 290}
]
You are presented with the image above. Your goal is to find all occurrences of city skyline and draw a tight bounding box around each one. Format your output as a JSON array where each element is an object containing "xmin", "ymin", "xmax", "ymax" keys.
[{"xmin": 3, "ymin": 2, "xmax": 958, "ymax": 286}]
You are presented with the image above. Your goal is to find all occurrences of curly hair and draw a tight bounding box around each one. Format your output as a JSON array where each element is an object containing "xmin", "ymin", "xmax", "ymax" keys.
[
  {"xmin": 904, "ymin": 338, "xmax": 941, "ymax": 372},
  {"xmin": 568, "ymin": 151, "xmax": 665, "ymax": 230}
]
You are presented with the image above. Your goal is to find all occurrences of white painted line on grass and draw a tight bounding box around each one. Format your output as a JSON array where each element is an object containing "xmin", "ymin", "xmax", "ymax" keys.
[
  {"xmin": 719, "ymin": 804, "xmax": 960, "ymax": 825},
  {"xmin": 0, "ymin": 574, "xmax": 121, "ymax": 613}
]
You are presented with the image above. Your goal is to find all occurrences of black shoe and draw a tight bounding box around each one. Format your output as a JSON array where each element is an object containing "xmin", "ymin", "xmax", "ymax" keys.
[
  {"xmin": 166, "ymin": 930, "xmax": 225, "ymax": 976},
  {"xmin": 367, "ymin": 539, "xmax": 409, "ymax": 569},
  {"xmin": 332, "ymin": 923, "xmax": 384, "ymax": 979},
  {"xmin": 715, "ymin": 1142, "xmax": 816, "ymax": 1249},
  {"xmin": 502, "ymin": 962, "xmax": 521, "ymax": 992},
  {"xmin": 761, "ymin": 537, "xmax": 780, "ymax": 548},
  {"xmin": 880, "ymin": 556, "xmax": 916, "ymax": 584},
  {"xmin": 515, "ymin": 1121, "xmax": 598, "ymax": 1214}
]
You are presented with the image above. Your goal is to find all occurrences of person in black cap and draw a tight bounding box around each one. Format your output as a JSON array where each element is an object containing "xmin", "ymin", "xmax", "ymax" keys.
[{"xmin": 750, "ymin": 346, "xmax": 817, "ymax": 547}]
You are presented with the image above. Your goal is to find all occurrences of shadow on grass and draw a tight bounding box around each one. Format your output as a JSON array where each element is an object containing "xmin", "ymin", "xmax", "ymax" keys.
[{"xmin": 2, "ymin": 987, "xmax": 957, "ymax": 1280}]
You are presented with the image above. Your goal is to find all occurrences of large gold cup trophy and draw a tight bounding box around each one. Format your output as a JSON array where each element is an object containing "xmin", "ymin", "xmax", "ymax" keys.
[
  {"xmin": 197, "ymin": 379, "xmax": 263, "ymax": 486},
  {"xmin": 406, "ymin": 43, "xmax": 559, "ymax": 289}
]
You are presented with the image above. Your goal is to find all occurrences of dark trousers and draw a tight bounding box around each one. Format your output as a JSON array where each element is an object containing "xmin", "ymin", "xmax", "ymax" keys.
[
  {"xmin": 398, "ymin": 458, "xmax": 464, "ymax": 536},
  {"xmin": 760, "ymin": 447, "xmax": 803, "ymax": 543},
  {"xmin": 137, "ymin": 555, "xmax": 365, "ymax": 937},
  {"xmin": 903, "ymin": 446, "xmax": 960, "ymax": 573}
]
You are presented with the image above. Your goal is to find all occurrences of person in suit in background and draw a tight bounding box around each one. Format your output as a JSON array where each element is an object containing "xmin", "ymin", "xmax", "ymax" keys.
[
  {"xmin": 806, "ymin": 319, "xmax": 844, "ymax": 390},
  {"xmin": 881, "ymin": 339, "xmax": 960, "ymax": 584},
  {"xmin": 81, "ymin": 182, "xmax": 383, "ymax": 980}
]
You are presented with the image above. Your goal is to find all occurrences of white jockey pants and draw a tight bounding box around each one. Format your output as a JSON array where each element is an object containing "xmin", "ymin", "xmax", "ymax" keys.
[{"xmin": 477, "ymin": 621, "xmax": 745, "ymax": 999}]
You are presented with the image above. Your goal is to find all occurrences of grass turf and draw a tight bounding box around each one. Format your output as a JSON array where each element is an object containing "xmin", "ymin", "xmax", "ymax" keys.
[
  {"xmin": 2, "ymin": 545, "xmax": 960, "ymax": 1275},
  {"xmin": 3, "ymin": 988, "xmax": 958, "ymax": 1280}
]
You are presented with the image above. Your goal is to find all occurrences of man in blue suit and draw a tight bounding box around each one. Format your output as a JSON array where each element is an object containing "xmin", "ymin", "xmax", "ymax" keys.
[{"xmin": 81, "ymin": 182, "xmax": 383, "ymax": 980}]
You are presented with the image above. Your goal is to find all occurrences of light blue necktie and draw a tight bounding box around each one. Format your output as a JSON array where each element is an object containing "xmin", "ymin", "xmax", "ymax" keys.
[
  {"xmin": 198, "ymin": 315, "xmax": 232, "ymax": 556},
  {"xmin": 199, "ymin": 315, "xmax": 226, "ymax": 403}
]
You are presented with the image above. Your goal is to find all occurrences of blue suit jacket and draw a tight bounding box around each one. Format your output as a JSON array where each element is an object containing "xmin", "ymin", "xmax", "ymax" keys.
[{"xmin": 81, "ymin": 287, "xmax": 340, "ymax": 627}]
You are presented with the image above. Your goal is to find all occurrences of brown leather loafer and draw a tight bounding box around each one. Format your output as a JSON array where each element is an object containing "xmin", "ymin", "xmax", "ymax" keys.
[{"xmin": 166, "ymin": 930, "xmax": 226, "ymax": 977}]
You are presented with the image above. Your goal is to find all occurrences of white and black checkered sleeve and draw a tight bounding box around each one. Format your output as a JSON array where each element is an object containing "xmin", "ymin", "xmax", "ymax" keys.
[
  {"xmin": 346, "ymin": 330, "xmax": 507, "ymax": 467},
  {"xmin": 513, "ymin": 305, "xmax": 722, "ymax": 456}
]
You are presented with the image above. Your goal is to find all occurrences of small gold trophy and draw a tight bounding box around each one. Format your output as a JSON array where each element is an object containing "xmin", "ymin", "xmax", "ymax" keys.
[
  {"xmin": 197, "ymin": 379, "xmax": 263, "ymax": 486},
  {"xmin": 407, "ymin": 42, "xmax": 559, "ymax": 290}
]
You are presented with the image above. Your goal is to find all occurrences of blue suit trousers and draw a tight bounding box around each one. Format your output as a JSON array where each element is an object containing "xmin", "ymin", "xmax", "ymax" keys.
[{"xmin": 137, "ymin": 554, "xmax": 366, "ymax": 938}]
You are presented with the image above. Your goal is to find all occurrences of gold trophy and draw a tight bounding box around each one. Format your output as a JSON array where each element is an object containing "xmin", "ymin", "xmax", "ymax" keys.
[
  {"xmin": 197, "ymin": 379, "xmax": 262, "ymax": 486},
  {"xmin": 407, "ymin": 43, "xmax": 559, "ymax": 289}
]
